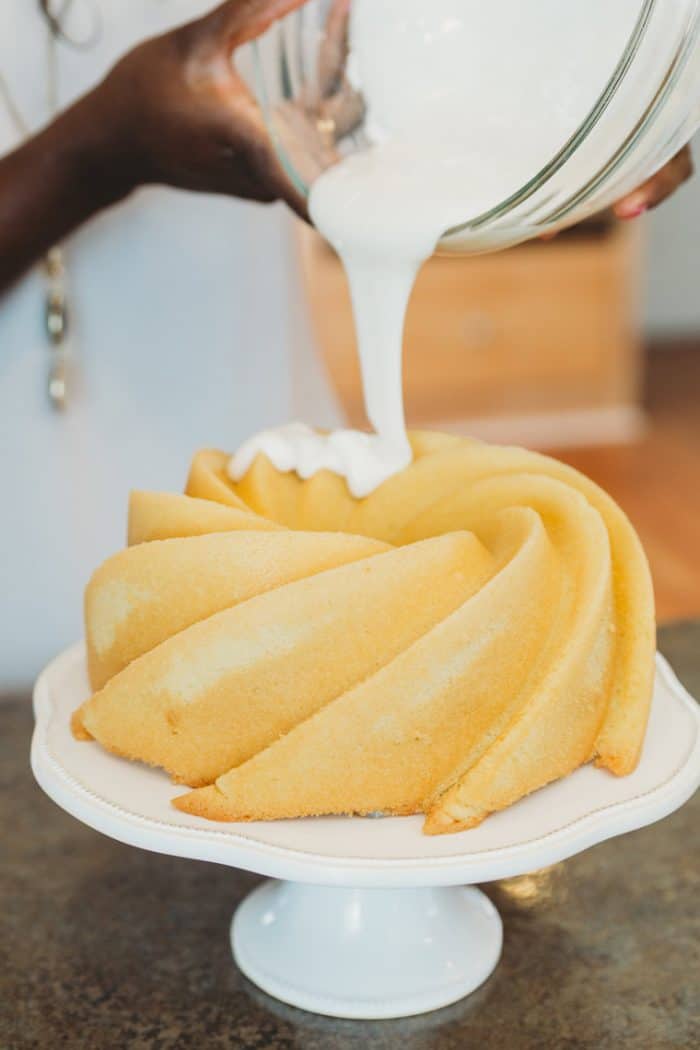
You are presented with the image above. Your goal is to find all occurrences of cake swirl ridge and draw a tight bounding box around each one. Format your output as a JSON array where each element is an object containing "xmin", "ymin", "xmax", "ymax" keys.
[{"xmin": 72, "ymin": 431, "xmax": 655, "ymax": 835}]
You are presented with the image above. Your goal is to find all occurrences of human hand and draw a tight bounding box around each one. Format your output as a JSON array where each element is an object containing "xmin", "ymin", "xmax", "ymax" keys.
[
  {"xmin": 86, "ymin": 0, "xmax": 309, "ymax": 216},
  {"xmin": 614, "ymin": 144, "xmax": 694, "ymax": 219},
  {"xmin": 539, "ymin": 144, "xmax": 694, "ymax": 240}
]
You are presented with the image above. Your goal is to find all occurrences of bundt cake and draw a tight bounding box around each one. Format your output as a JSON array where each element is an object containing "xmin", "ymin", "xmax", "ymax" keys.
[{"xmin": 72, "ymin": 431, "xmax": 655, "ymax": 835}]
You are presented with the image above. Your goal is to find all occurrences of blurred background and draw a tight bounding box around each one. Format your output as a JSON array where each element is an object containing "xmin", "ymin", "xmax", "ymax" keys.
[{"xmin": 1, "ymin": 1, "xmax": 699, "ymax": 689}]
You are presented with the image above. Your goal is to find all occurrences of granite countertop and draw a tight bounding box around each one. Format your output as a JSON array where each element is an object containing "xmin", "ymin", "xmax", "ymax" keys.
[{"xmin": 3, "ymin": 622, "xmax": 699, "ymax": 1050}]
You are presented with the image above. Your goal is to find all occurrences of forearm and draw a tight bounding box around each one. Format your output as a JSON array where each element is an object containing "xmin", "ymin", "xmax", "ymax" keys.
[
  {"xmin": 0, "ymin": 0, "xmax": 310, "ymax": 298},
  {"xmin": 0, "ymin": 92, "xmax": 135, "ymax": 294}
]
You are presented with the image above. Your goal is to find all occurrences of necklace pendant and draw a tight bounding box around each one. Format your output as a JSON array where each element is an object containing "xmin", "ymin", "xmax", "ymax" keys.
[
  {"xmin": 48, "ymin": 355, "xmax": 68, "ymax": 411},
  {"xmin": 47, "ymin": 336, "xmax": 71, "ymax": 411},
  {"xmin": 45, "ymin": 289, "xmax": 70, "ymax": 408},
  {"xmin": 44, "ymin": 245, "xmax": 71, "ymax": 408},
  {"xmin": 44, "ymin": 247, "xmax": 69, "ymax": 344},
  {"xmin": 46, "ymin": 293, "xmax": 68, "ymax": 344},
  {"xmin": 46, "ymin": 290, "xmax": 69, "ymax": 345}
]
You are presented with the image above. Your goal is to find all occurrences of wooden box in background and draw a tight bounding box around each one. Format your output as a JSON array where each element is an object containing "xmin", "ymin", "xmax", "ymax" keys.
[{"xmin": 297, "ymin": 220, "xmax": 646, "ymax": 447}]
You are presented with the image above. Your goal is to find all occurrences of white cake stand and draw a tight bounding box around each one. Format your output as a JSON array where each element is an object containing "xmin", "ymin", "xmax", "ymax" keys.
[{"xmin": 32, "ymin": 643, "xmax": 700, "ymax": 1020}]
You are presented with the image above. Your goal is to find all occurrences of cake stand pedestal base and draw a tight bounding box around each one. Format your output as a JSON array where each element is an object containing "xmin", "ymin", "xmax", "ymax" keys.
[{"xmin": 232, "ymin": 880, "xmax": 502, "ymax": 1019}]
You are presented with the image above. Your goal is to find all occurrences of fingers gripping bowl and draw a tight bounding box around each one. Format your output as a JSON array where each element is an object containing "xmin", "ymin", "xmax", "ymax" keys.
[{"xmin": 72, "ymin": 432, "xmax": 655, "ymax": 836}]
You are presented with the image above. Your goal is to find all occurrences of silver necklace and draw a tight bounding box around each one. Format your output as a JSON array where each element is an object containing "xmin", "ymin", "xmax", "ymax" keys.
[{"xmin": 0, "ymin": 1, "xmax": 101, "ymax": 409}]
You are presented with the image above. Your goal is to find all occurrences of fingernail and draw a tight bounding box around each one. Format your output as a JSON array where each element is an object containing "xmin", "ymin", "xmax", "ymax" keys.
[{"xmin": 617, "ymin": 201, "xmax": 648, "ymax": 220}]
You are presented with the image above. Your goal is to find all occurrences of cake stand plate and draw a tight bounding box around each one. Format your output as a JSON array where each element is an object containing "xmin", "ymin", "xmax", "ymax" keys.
[{"xmin": 31, "ymin": 644, "xmax": 700, "ymax": 1020}]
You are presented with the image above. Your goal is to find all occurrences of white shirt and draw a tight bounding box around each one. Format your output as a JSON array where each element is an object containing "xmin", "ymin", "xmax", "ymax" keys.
[{"xmin": 0, "ymin": 1, "xmax": 338, "ymax": 685}]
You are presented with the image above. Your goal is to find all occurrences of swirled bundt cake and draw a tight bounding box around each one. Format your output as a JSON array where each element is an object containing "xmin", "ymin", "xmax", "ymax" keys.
[{"xmin": 72, "ymin": 432, "xmax": 655, "ymax": 835}]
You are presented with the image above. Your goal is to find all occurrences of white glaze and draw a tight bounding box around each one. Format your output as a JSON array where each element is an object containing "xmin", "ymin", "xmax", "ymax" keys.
[
  {"xmin": 229, "ymin": 421, "xmax": 411, "ymax": 499},
  {"xmin": 232, "ymin": 0, "xmax": 640, "ymax": 497}
]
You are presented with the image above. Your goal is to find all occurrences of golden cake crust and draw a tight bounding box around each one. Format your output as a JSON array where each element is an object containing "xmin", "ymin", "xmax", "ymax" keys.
[{"xmin": 74, "ymin": 431, "xmax": 656, "ymax": 834}]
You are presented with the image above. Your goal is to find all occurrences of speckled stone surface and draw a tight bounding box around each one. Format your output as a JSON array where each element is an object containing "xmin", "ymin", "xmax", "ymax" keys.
[{"xmin": 3, "ymin": 622, "xmax": 700, "ymax": 1050}]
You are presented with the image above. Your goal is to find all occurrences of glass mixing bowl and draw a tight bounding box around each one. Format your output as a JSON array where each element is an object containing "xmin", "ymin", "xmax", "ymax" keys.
[{"xmin": 254, "ymin": 0, "xmax": 700, "ymax": 253}]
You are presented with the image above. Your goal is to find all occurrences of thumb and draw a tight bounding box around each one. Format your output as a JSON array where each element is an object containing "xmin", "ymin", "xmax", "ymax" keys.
[{"xmin": 192, "ymin": 0, "xmax": 308, "ymax": 51}]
